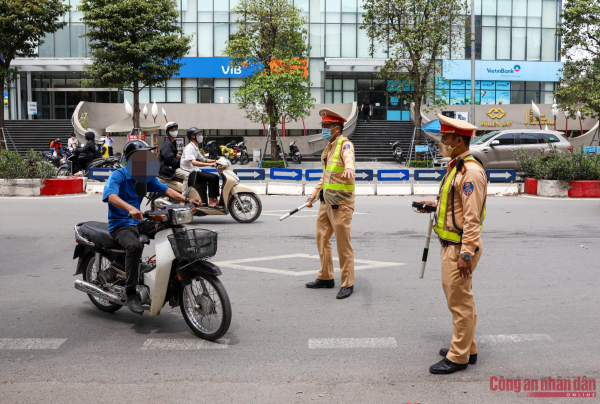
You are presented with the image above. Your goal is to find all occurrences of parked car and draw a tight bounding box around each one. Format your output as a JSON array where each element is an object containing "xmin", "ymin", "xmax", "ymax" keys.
[{"xmin": 433, "ymin": 129, "xmax": 571, "ymax": 169}]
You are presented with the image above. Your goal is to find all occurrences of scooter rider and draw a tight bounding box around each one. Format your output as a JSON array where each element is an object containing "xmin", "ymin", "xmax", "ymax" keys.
[
  {"xmin": 103, "ymin": 140, "xmax": 201, "ymax": 315},
  {"xmin": 181, "ymin": 127, "xmax": 221, "ymax": 208},
  {"xmin": 159, "ymin": 122, "xmax": 195, "ymax": 197}
]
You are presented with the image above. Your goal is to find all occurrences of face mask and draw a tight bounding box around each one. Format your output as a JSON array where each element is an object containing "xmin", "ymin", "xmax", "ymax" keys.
[
  {"xmin": 169, "ymin": 130, "xmax": 178, "ymax": 137},
  {"xmin": 322, "ymin": 128, "xmax": 335, "ymax": 142},
  {"xmin": 197, "ymin": 135, "xmax": 203, "ymax": 144},
  {"xmin": 438, "ymin": 138, "xmax": 457, "ymax": 158}
]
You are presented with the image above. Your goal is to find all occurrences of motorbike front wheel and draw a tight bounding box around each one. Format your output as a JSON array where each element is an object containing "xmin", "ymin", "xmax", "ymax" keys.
[
  {"xmin": 228, "ymin": 192, "xmax": 262, "ymax": 223},
  {"xmin": 179, "ymin": 275, "xmax": 232, "ymax": 341},
  {"xmin": 240, "ymin": 153, "xmax": 249, "ymax": 165},
  {"xmin": 57, "ymin": 167, "xmax": 70, "ymax": 177}
]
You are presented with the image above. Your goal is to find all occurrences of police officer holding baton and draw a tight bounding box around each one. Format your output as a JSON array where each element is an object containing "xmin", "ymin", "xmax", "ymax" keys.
[
  {"xmin": 416, "ymin": 114, "xmax": 487, "ymax": 374},
  {"xmin": 305, "ymin": 108, "xmax": 356, "ymax": 300}
]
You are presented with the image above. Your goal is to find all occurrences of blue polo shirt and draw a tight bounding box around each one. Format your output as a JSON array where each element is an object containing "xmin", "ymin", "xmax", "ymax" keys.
[{"xmin": 102, "ymin": 167, "xmax": 169, "ymax": 232}]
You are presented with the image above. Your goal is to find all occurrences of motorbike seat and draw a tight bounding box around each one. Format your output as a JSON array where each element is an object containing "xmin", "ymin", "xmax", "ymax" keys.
[{"xmin": 79, "ymin": 221, "xmax": 150, "ymax": 249}]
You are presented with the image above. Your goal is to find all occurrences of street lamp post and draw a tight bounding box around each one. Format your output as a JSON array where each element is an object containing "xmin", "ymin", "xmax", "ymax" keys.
[
  {"xmin": 470, "ymin": 0, "xmax": 475, "ymax": 125},
  {"xmin": 551, "ymin": 103, "xmax": 558, "ymax": 131},
  {"xmin": 577, "ymin": 109, "xmax": 583, "ymax": 137}
]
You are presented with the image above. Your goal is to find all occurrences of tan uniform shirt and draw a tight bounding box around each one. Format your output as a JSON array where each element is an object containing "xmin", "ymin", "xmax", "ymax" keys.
[
  {"xmin": 437, "ymin": 150, "xmax": 487, "ymax": 256},
  {"xmin": 310, "ymin": 138, "xmax": 355, "ymax": 200}
]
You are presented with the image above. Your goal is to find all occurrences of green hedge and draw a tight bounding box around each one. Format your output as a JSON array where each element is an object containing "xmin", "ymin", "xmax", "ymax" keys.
[
  {"xmin": 259, "ymin": 160, "xmax": 285, "ymax": 168},
  {"xmin": 0, "ymin": 149, "xmax": 57, "ymax": 180},
  {"xmin": 515, "ymin": 145, "xmax": 600, "ymax": 181},
  {"xmin": 406, "ymin": 160, "xmax": 431, "ymax": 168}
]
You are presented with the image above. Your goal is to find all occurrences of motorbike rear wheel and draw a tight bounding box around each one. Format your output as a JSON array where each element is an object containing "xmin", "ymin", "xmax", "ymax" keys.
[
  {"xmin": 179, "ymin": 275, "xmax": 232, "ymax": 341},
  {"xmin": 57, "ymin": 167, "xmax": 69, "ymax": 177},
  {"xmin": 240, "ymin": 154, "xmax": 249, "ymax": 165},
  {"xmin": 228, "ymin": 192, "xmax": 262, "ymax": 223},
  {"xmin": 82, "ymin": 254, "xmax": 122, "ymax": 313}
]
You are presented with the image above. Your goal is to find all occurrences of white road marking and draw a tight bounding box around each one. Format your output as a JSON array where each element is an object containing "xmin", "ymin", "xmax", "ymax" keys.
[
  {"xmin": 141, "ymin": 339, "xmax": 229, "ymax": 350},
  {"xmin": 0, "ymin": 194, "xmax": 90, "ymax": 200},
  {"xmin": 477, "ymin": 334, "xmax": 552, "ymax": 344},
  {"xmin": 214, "ymin": 254, "xmax": 405, "ymax": 276},
  {"xmin": 309, "ymin": 338, "xmax": 398, "ymax": 349},
  {"xmin": 0, "ymin": 338, "xmax": 67, "ymax": 349},
  {"xmin": 521, "ymin": 195, "xmax": 600, "ymax": 201}
]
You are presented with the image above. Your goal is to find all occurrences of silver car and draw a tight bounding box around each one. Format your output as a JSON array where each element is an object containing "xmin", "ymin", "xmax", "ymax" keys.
[{"xmin": 433, "ymin": 129, "xmax": 571, "ymax": 169}]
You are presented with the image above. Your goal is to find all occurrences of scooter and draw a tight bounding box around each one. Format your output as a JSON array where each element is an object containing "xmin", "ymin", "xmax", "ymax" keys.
[
  {"xmin": 150, "ymin": 157, "xmax": 262, "ymax": 223},
  {"xmin": 220, "ymin": 142, "xmax": 237, "ymax": 164},
  {"xmin": 57, "ymin": 149, "xmax": 121, "ymax": 178},
  {"xmin": 233, "ymin": 141, "xmax": 250, "ymax": 165},
  {"xmin": 289, "ymin": 141, "xmax": 302, "ymax": 164},
  {"xmin": 72, "ymin": 178, "xmax": 232, "ymax": 341},
  {"xmin": 390, "ymin": 141, "xmax": 402, "ymax": 163}
]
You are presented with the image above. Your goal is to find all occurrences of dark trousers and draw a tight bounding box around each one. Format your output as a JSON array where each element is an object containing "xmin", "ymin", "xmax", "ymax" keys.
[
  {"xmin": 74, "ymin": 156, "xmax": 93, "ymax": 173},
  {"xmin": 110, "ymin": 221, "xmax": 158, "ymax": 294},
  {"xmin": 108, "ymin": 147, "xmax": 113, "ymax": 156},
  {"xmin": 193, "ymin": 171, "xmax": 220, "ymax": 204}
]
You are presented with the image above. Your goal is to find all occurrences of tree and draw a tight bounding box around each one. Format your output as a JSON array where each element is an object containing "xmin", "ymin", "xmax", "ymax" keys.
[
  {"xmin": 225, "ymin": 0, "xmax": 314, "ymax": 161},
  {"xmin": 555, "ymin": 0, "xmax": 600, "ymax": 121},
  {"xmin": 361, "ymin": 0, "xmax": 465, "ymax": 146},
  {"xmin": 0, "ymin": 0, "xmax": 70, "ymax": 148},
  {"xmin": 80, "ymin": 0, "xmax": 191, "ymax": 129}
]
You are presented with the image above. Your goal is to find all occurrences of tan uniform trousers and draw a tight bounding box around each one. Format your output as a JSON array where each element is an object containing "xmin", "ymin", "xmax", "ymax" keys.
[
  {"xmin": 441, "ymin": 242, "xmax": 483, "ymax": 365},
  {"xmin": 316, "ymin": 203, "xmax": 355, "ymax": 288}
]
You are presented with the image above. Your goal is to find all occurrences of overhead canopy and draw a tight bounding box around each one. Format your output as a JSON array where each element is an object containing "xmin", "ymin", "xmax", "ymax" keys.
[
  {"xmin": 105, "ymin": 116, "xmax": 161, "ymax": 133},
  {"xmin": 421, "ymin": 119, "xmax": 440, "ymax": 134}
]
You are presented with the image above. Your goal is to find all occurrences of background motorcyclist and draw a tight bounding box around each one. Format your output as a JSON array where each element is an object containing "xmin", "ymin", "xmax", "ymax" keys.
[
  {"xmin": 103, "ymin": 140, "xmax": 200, "ymax": 315},
  {"xmin": 158, "ymin": 122, "xmax": 195, "ymax": 196},
  {"xmin": 49, "ymin": 138, "xmax": 65, "ymax": 167},
  {"xmin": 73, "ymin": 131, "xmax": 99, "ymax": 174},
  {"xmin": 181, "ymin": 127, "xmax": 221, "ymax": 207},
  {"xmin": 98, "ymin": 137, "xmax": 109, "ymax": 158}
]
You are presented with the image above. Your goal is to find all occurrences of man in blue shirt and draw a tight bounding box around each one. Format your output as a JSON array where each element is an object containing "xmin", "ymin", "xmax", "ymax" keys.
[{"xmin": 103, "ymin": 140, "xmax": 200, "ymax": 314}]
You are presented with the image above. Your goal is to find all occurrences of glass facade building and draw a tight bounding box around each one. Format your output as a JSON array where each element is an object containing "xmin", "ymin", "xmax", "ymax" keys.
[{"xmin": 5, "ymin": 0, "xmax": 562, "ymax": 122}]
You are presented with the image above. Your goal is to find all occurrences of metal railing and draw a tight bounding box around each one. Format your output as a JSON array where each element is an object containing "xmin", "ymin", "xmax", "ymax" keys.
[{"xmin": 1, "ymin": 126, "xmax": 18, "ymax": 152}]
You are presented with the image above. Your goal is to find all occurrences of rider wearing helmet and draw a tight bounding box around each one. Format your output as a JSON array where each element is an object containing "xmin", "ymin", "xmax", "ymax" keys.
[
  {"xmin": 181, "ymin": 127, "xmax": 221, "ymax": 207},
  {"xmin": 49, "ymin": 138, "xmax": 65, "ymax": 167},
  {"xmin": 158, "ymin": 122, "xmax": 197, "ymax": 198},
  {"xmin": 103, "ymin": 140, "xmax": 200, "ymax": 315},
  {"xmin": 98, "ymin": 137, "xmax": 109, "ymax": 158},
  {"xmin": 73, "ymin": 131, "xmax": 99, "ymax": 174}
]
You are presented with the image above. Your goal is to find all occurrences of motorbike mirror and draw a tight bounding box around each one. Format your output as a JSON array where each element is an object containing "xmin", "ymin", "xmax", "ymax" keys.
[{"xmin": 135, "ymin": 182, "xmax": 147, "ymax": 198}]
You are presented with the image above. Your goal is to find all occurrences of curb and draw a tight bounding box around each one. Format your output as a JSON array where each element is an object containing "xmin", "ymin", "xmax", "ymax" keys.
[{"xmin": 0, "ymin": 178, "xmax": 85, "ymax": 197}]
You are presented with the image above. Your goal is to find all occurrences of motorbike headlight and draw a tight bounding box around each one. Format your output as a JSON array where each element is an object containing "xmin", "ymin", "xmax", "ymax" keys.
[{"xmin": 171, "ymin": 207, "xmax": 194, "ymax": 225}]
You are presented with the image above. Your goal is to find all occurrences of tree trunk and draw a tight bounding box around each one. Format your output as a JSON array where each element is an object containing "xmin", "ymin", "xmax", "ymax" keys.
[
  {"xmin": 0, "ymin": 75, "xmax": 5, "ymax": 150},
  {"xmin": 414, "ymin": 96, "xmax": 423, "ymax": 161},
  {"xmin": 269, "ymin": 120, "xmax": 278, "ymax": 161},
  {"xmin": 133, "ymin": 81, "xmax": 140, "ymax": 129}
]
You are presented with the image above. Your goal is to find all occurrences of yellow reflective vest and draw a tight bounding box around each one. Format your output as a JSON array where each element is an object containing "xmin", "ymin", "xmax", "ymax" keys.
[
  {"xmin": 321, "ymin": 136, "xmax": 355, "ymax": 205},
  {"xmin": 433, "ymin": 156, "xmax": 486, "ymax": 244}
]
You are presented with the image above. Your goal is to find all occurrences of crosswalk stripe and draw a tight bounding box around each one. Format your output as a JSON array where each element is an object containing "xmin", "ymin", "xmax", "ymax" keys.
[
  {"xmin": 0, "ymin": 338, "xmax": 67, "ymax": 349},
  {"xmin": 141, "ymin": 339, "xmax": 229, "ymax": 350},
  {"xmin": 308, "ymin": 338, "xmax": 397, "ymax": 349},
  {"xmin": 477, "ymin": 334, "xmax": 552, "ymax": 344}
]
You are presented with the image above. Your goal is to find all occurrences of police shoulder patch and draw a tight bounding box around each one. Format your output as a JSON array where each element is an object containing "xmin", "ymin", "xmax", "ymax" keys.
[
  {"xmin": 343, "ymin": 144, "xmax": 351, "ymax": 150},
  {"xmin": 463, "ymin": 182, "xmax": 474, "ymax": 196}
]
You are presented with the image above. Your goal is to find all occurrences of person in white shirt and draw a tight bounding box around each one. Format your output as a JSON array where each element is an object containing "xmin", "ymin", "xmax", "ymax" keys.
[
  {"xmin": 181, "ymin": 127, "xmax": 221, "ymax": 208},
  {"xmin": 67, "ymin": 132, "xmax": 79, "ymax": 152},
  {"xmin": 105, "ymin": 133, "xmax": 115, "ymax": 156}
]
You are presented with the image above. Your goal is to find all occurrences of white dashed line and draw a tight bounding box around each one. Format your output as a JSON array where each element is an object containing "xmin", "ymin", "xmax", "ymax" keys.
[
  {"xmin": 478, "ymin": 334, "xmax": 552, "ymax": 344},
  {"xmin": 0, "ymin": 338, "xmax": 67, "ymax": 349},
  {"xmin": 308, "ymin": 338, "xmax": 398, "ymax": 349},
  {"xmin": 141, "ymin": 339, "xmax": 229, "ymax": 350},
  {"xmin": 214, "ymin": 254, "xmax": 405, "ymax": 276}
]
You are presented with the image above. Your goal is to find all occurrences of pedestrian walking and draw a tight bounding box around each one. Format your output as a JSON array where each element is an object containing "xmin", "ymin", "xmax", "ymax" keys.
[
  {"xmin": 305, "ymin": 108, "xmax": 356, "ymax": 299},
  {"xmin": 105, "ymin": 132, "xmax": 115, "ymax": 156},
  {"xmin": 361, "ymin": 95, "xmax": 371, "ymax": 122},
  {"xmin": 417, "ymin": 114, "xmax": 487, "ymax": 374}
]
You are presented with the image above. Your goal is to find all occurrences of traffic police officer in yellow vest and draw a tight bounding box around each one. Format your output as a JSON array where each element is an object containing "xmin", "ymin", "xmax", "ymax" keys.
[
  {"xmin": 418, "ymin": 114, "xmax": 487, "ymax": 374},
  {"xmin": 305, "ymin": 108, "xmax": 356, "ymax": 299}
]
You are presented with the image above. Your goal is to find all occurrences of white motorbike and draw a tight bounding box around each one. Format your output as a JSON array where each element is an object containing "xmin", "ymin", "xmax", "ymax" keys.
[{"xmin": 72, "ymin": 182, "xmax": 232, "ymax": 341}]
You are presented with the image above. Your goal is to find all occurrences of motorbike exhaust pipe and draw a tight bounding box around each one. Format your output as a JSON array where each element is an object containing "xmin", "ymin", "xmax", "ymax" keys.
[{"xmin": 74, "ymin": 279, "xmax": 125, "ymax": 305}]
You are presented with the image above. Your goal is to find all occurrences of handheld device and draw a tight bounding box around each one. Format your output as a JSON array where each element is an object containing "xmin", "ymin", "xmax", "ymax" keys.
[{"xmin": 412, "ymin": 201, "xmax": 436, "ymax": 213}]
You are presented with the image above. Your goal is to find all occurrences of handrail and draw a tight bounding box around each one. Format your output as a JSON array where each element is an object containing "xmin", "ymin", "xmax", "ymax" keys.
[{"xmin": 2, "ymin": 127, "xmax": 17, "ymax": 151}]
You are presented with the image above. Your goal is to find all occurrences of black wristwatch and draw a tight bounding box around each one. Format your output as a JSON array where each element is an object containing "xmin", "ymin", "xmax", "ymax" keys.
[
  {"xmin": 460, "ymin": 253, "xmax": 472, "ymax": 261},
  {"xmin": 185, "ymin": 197, "xmax": 190, "ymax": 204}
]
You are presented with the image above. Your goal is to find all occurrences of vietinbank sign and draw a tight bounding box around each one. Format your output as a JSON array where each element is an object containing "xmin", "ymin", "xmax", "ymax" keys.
[
  {"xmin": 175, "ymin": 57, "xmax": 262, "ymax": 78},
  {"xmin": 442, "ymin": 60, "xmax": 563, "ymax": 82}
]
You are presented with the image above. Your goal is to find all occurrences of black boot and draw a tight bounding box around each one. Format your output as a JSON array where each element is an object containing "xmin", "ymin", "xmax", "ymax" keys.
[
  {"xmin": 306, "ymin": 278, "xmax": 335, "ymax": 289},
  {"xmin": 125, "ymin": 292, "xmax": 144, "ymax": 315},
  {"xmin": 439, "ymin": 348, "xmax": 477, "ymax": 364},
  {"xmin": 336, "ymin": 285, "xmax": 353, "ymax": 299},
  {"xmin": 429, "ymin": 358, "xmax": 468, "ymax": 374}
]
